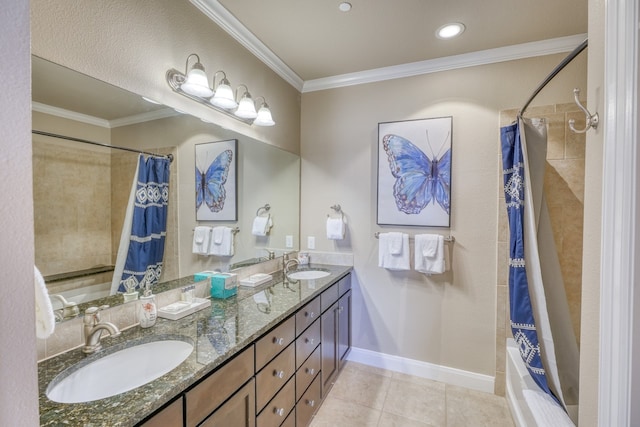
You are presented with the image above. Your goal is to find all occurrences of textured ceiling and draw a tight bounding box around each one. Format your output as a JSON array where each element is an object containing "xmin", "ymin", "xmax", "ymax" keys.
[{"xmin": 216, "ymin": 0, "xmax": 588, "ymax": 81}]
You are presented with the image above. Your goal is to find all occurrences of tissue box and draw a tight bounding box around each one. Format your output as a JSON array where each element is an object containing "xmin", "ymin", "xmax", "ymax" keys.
[
  {"xmin": 194, "ymin": 270, "xmax": 219, "ymax": 282},
  {"xmin": 210, "ymin": 273, "xmax": 238, "ymax": 299}
]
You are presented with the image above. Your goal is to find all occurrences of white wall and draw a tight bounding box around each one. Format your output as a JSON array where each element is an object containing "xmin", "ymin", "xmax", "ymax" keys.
[
  {"xmin": 300, "ymin": 54, "xmax": 587, "ymax": 377},
  {"xmin": 0, "ymin": 1, "xmax": 40, "ymax": 425}
]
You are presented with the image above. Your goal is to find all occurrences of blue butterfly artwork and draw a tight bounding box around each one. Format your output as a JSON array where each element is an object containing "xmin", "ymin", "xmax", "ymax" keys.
[
  {"xmin": 195, "ymin": 149, "xmax": 233, "ymax": 212},
  {"xmin": 382, "ymin": 132, "xmax": 451, "ymax": 215}
]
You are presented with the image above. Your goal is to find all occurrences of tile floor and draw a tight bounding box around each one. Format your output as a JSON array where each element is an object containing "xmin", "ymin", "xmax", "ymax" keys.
[{"xmin": 310, "ymin": 361, "xmax": 515, "ymax": 427}]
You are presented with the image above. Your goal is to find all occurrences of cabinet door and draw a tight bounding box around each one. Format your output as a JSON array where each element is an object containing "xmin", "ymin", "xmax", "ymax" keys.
[
  {"xmin": 199, "ymin": 379, "xmax": 255, "ymax": 427},
  {"xmin": 337, "ymin": 290, "xmax": 351, "ymax": 367},
  {"xmin": 139, "ymin": 397, "xmax": 183, "ymax": 427},
  {"xmin": 320, "ymin": 301, "xmax": 339, "ymax": 396}
]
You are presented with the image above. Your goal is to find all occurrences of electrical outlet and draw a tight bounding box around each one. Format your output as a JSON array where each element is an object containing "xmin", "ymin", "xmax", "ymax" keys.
[
  {"xmin": 307, "ymin": 236, "xmax": 315, "ymax": 249},
  {"xmin": 285, "ymin": 235, "xmax": 293, "ymax": 248}
]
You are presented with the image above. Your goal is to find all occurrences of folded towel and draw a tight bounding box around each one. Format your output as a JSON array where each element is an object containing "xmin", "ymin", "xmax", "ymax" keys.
[
  {"xmin": 387, "ymin": 232, "xmax": 404, "ymax": 255},
  {"xmin": 326, "ymin": 217, "xmax": 346, "ymax": 240},
  {"xmin": 209, "ymin": 226, "xmax": 234, "ymax": 256},
  {"xmin": 378, "ymin": 232, "xmax": 410, "ymax": 270},
  {"xmin": 193, "ymin": 226, "xmax": 212, "ymax": 255},
  {"xmin": 212, "ymin": 227, "xmax": 224, "ymax": 244},
  {"xmin": 252, "ymin": 215, "xmax": 271, "ymax": 236},
  {"xmin": 34, "ymin": 266, "xmax": 55, "ymax": 339},
  {"xmin": 415, "ymin": 234, "xmax": 445, "ymax": 274}
]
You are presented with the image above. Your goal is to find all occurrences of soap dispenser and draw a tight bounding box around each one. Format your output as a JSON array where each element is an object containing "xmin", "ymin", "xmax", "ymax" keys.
[{"xmin": 138, "ymin": 289, "xmax": 157, "ymax": 328}]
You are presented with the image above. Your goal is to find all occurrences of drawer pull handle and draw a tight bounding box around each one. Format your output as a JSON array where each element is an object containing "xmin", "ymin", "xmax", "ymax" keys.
[
  {"xmin": 305, "ymin": 311, "xmax": 315, "ymax": 319},
  {"xmin": 274, "ymin": 407, "xmax": 285, "ymax": 417},
  {"xmin": 273, "ymin": 337, "xmax": 284, "ymax": 345},
  {"xmin": 273, "ymin": 369, "xmax": 285, "ymax": 379},
  {"xmin": 305, "ymin": 337, "xmax": 315, "ymax": 345},
  {"xmin": 306, "ymin": 368, "xmax": 315, "ymax": 375},
  {"xmin": 307, "ymin": 399, "xmax": 315, "ymax": 407}
]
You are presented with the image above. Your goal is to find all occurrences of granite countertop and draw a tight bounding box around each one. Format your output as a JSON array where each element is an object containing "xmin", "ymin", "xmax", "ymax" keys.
[{"xmin": 38, "ymin": 264, "xmax": 352, "ymax": 426}]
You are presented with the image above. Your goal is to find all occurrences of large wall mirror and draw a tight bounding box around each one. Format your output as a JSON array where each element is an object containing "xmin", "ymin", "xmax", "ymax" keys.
[{"xmin": 32, "ymin": 56, "xmax": 300, "ymax": 321}]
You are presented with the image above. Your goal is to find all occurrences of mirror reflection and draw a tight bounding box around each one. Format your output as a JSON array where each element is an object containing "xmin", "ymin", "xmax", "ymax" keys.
[{"xmin": 31, "ymin": 56, "xmax": 300, "ymax": 321}]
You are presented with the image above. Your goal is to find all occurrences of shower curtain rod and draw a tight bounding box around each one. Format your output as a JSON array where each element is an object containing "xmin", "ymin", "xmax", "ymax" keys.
[
  {"xmin": 519, "ymin": 38, "xmax": 588, "ymax": 116},
  {"xmin": 32, "ymin": 130, "xmax": 174, "ymax": 162}
]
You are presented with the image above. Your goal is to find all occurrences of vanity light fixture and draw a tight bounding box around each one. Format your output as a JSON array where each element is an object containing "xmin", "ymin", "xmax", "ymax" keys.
[
  {"xmin": 436, "ymin": 22, "xmax": 465, "ymax": 39},
  {"xmin": 210, "ymin": 70, "xmax": 238, "ymax": 109},
  {"xmin": 253, "ymin": 97, "xmax": 275, "ymax": 126},
  {"xmin": 234, "ymin": 85, "xmax": 258, "ymax": 119},
  {"xmin": 166, "ymin": 54, "xmax": 275, "ymax": 126},
  {"xmin": 179, "ymin": 54, "xmax": 214, "ymax": 98}
]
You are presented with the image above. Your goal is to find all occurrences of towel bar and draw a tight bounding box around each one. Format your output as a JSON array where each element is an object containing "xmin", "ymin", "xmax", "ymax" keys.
[{"xmin": 374, "ymin": 232, "xmax": 455, "ymax": 243}]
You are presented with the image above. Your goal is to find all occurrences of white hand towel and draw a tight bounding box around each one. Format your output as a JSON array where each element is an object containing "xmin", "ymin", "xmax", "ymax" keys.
[
  {"xmin": 387, "ymin": 232, "xmax": 404, "ymax": 255},
  {"xmin": 252, "ymin": 215, "xmax": 271, "ymax": 236},
  {"xmin": 212, "ymin": 227, "xmax": 224, "ymax": 244},
  {"xmin": 326, "ymin": 217, "xmax": 345, "ymax": 240},
  {"xmin": 415, "ymin": 234, "xmax": 445, "ymax": 274},
  {"xmin": 34, "ymin": 266, "xmax": 55, "ymax": 339},
  {"xmin": 192, "ymin": 226, "xmax": 212, "ymax": 255},
  {"xmin": 209, "ymin": 226, "xmax": 234, "ymax": 256},
  {"xmin": 378, "ymin": 232, "xmax": 410, "ymax": 270}
]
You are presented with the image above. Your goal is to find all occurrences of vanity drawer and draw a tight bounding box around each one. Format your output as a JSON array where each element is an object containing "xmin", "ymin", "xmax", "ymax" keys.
[
  {"xmin": 320, "ymin": 283, "xmax": 339, "ymax": 313},
  {"xmin": 295, "ymin": 319, "xmax": 320, "ymax": 369},
  {"xmin": 185, "ymin": 346, "xmax": 254, "ymax": 427},
  {"xmin": 140, "ymin": 397, "xmax": 183, "ymax": 427},
  {"xmin": 295, "ymin": 296, "xmax": 320, "ymax": 336},
  {"xmin": 255, "ymin": 316, "xmax": 295, "ymax": 371},
  {"xmin": 296, "ymin": 374, "xmax": 321, "ymax": 427},
  {"xmin": 296, "ymin": 345, "xmax": 321, "ymax": 401},
  {"xmin": 281, "ymin": 408, "xmax": 296, "ymax": 427},
  {"xmin": 256, "ymin": 377, "xmax": 295, "ymax": 427},
  {"xmin": 338, "ymin": 274, "xmax": 351, "ymax": 296},
  {"xmin": 256, "ymin": 343, "xmax": 295, "ymax": 411}
]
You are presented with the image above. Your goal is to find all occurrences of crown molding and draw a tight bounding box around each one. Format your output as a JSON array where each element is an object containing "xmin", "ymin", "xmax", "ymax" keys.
[
  {"xmin": 302, "ymin": 34, "xmax": 588, "ymax": 92},
  {"xmin": 189, "ymin": 0, "xmax": 587, "ymax": 93},
  {"xmin": 32, "ymin": 102, "xmax": 110, "ymax": 128},
  {"xmin": 190, "ymin": 0, "xmax": 304, "ymax": 91},
  {"xmin": 109, "ymin": 108, "xmax": 180, "ymax": 128},
  {"xmin": 32, "ymin": 102, "xmax": 178, "ymax": 128}
]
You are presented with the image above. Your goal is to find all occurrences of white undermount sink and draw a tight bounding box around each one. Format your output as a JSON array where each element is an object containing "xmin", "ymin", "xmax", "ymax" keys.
[
  {"xmin": 46, "ymin": 339, "xmax": 193, "ymax": 404},
  {"xmin": 287, "ymin": 269, "xmax": 331, "ymax": 280}
]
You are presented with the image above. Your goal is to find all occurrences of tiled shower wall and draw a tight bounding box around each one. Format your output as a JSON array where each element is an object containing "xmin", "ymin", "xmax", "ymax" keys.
[
  {"xmin": 494, "ymin": 103, "xmax": 585, "ymax": 395},
  {"xmin": 33, "ymin": 142, "xmax": 178, "ymax": 285}
]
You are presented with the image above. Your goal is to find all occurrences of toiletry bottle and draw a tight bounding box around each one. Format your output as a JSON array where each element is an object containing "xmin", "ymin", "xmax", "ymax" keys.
[{"xmin": 139, "ymin": 291, "xmax": 157, "ymax": 328}]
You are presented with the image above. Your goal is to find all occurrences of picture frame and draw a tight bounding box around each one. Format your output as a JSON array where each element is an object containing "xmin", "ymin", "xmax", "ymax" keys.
[
  {"xmin": 377, "ymin": 117, "xmax": 452, "ymax": 227},
  {"xmin": 195, "ymin": 139, "xmax": 237, "ymax": 221}
]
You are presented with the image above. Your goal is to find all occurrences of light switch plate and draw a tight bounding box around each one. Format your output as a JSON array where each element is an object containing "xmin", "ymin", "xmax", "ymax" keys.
[
  {"xmin": 285, "ymin": 235, "xmax": 293, "ymax": 248},
  {"xmin": 307, "ymin": 236, "xmax": 315, "ymax": 249}
]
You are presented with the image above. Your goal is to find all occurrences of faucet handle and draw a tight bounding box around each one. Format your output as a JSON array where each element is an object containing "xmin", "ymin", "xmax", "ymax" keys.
[{"xmin": 84, "ymin": 305, "xmax": 110, "ymax": 325}]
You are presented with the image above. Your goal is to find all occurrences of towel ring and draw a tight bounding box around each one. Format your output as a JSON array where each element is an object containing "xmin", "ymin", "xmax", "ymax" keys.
[{"xmin": 256, "ymin": 204, "xmax": 271, "ymax": 217}]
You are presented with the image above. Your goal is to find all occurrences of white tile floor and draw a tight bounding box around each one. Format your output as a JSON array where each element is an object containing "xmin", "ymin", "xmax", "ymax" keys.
[{"xmin": 310, "ymin": 361, "xmax": 515, "ymax": 427}]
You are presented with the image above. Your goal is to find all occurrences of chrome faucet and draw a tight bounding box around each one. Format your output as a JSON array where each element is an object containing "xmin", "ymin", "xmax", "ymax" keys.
[
  {"xmin": 263, "ymin": 248, "xmax": 275, "ymax": 260},
  {"xmin": 82, "ymin": 305, "xmax": 121, "ymax": 354}
]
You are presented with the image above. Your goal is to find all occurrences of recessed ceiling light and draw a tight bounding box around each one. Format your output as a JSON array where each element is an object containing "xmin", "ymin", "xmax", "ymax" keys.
[
  {"xmin": 436, "ymin": 23, "xmax": 465, "ymax": 39},
  {"xmin": 338, "ymin": 2, "xmax": 352, "ymax": 12}
]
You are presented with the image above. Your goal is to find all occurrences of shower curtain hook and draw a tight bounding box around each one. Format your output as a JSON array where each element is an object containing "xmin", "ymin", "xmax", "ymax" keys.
[{"xmin": 569, "ymin": 88, "xmax": 599, "ymax": 134}]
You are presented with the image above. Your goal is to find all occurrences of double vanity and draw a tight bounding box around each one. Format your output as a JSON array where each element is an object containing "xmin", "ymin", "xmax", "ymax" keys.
[{"xmin": 38, "ymin": 264, "xmax": 353, "ymax": 426}]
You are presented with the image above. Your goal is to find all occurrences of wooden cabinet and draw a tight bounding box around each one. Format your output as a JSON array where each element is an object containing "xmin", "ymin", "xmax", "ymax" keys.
[
  {"xmin": 256, "ymin": 377, "xmax": 295, "ymax": 427},
  {"xmin": 199, "ymin": 379, "xmax": 255, "ymax": 427},
  {"xmin": 139, "ymin": 397, "xmax": 183, "ymax": 427},
  {"xmin": 320, "ymin": 274, "xmax": 351, "ymax": 398},
  {"xmin": 296, "ymin": 374, "xmax": 321, "ymax": 427},
  {"xmin": 135, "ymin": 271, "xmax": 351, "ymax": 427},
  {"xmin": 185, "ymin": 346, "xmax": 255, "ymax": 427},
  {"xmin": 256, "ymin": 343, "xmax": 295, "ymax": 411}
]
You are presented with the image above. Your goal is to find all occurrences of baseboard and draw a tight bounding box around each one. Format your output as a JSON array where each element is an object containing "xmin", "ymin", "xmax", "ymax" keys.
[{"xmin": 347, "ymin": 346, "xmax": 495, "ymax": 393}]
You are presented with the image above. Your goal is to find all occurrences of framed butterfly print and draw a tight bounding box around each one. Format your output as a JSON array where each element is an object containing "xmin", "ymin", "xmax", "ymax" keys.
[
  {"xmin": 377, "ymin": 117, "xmax": 452, "ymax": 227},
  {"xmin": 195, "ymin": 139, "xmax": 237, "ymax": 221}
]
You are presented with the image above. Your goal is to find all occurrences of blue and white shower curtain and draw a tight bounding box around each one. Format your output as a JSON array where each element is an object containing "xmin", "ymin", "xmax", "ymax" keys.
[
  {"xmin": 500, "ymin": 117, "xmax": 580, "ymax": 413},
  {"xmin": 111, "ymin": 154, "xmax": 170, "ymax": 294}
]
